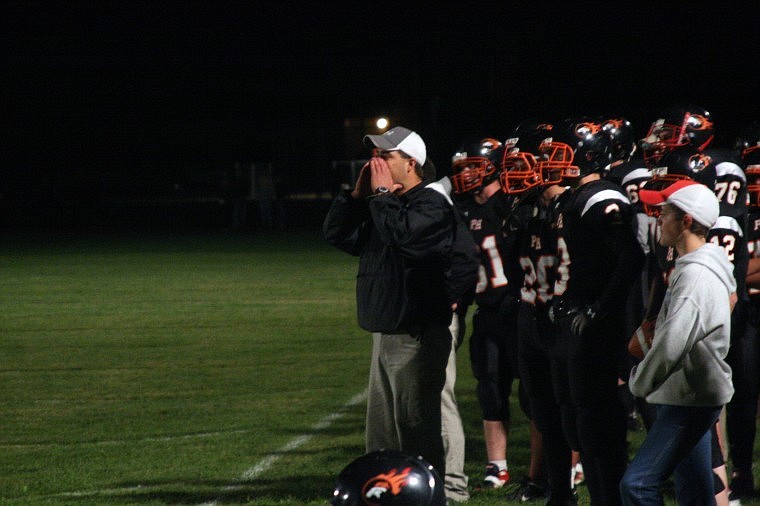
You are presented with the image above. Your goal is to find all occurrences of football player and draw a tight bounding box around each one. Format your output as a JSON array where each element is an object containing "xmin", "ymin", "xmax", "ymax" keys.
[
  {"xmin": 724, "ymin": 122, "xmax": 760, "ymax": 501},
  {"xmin": 451, "ymin": 137, "xmax": 523, "ymax": 490},
  {"xmin": 601, "ymin": 116, "xmax": 657, "ymax": 432},
  {"xmin": 541, "ymin": 117, "xmax": 645, "ymax": 506},
  {"xmin": 504, "ymin": 119, "xmax": 579, "ymax": 504}
]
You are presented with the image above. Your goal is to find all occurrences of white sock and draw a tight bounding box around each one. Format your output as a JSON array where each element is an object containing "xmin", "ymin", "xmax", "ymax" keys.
[{"xmin": 490, "ymin": 459, "xmax": 507, "ymax": 471}]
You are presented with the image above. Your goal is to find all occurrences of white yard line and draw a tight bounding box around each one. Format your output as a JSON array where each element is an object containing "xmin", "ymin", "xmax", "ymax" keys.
[
  {"xmin": 36, "ymin": 390, "xmax": 367, "ymax": 503},
  {"xmin": 200, "ymin": 389, "xmax": 367, "ymax": 505},
  {"xmin": 4, "ymin": 429, "xmax": 249, "ymax": 450}
]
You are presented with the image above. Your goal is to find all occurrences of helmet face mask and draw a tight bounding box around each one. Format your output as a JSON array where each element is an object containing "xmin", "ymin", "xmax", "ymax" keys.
[
  {"xmin": 450, "ymin": 138, "xmax": 504, "ymax": 195},
  {"xmin": 536, "ymin": 142, "xmax": 580, "ymax": 182},
  {"xmin": 500, "ymin": 119, "xmax": 559, "ymax": 189},
  {"xmin": 451, "ymin": 158, "xmax": 497, "ymax": 194},
  {"xmin": 641, "ymin": 104, "xmax": 714, "ymax": 168},
  {"xmin": 499, "ymin": 151, "xmax": 541, "ymax": 194},
  {"xmin": 746, "ymin": 166, "xmax": 760, "ymax": 209},
  {"xmin": 535, "ymin": 118, "xmax": 610, "ymax": 181}
]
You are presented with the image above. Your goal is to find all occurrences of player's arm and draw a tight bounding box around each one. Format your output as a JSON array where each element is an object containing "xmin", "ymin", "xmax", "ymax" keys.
[
  {"xmin": 746, "ymin": 258, "xmax": 760, "ymax": 289},
  {"xmin": 596, "ymin": 205, "xmax": 646, "ymax": 315}
]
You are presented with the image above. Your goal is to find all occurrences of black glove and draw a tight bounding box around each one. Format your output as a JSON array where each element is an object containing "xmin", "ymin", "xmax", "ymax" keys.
[{"xmin": 570, "ymin": 302, "xmax": 602, "ymax": 336}]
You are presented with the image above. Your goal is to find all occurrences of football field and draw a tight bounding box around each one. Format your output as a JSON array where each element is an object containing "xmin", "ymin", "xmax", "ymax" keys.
[{"xmin": 1, "ymin": 229, "xmax": 757, "ymax": 505}]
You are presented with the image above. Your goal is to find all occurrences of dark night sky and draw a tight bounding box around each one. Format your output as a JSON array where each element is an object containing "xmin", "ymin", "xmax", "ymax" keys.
[{"xmin": 2, "ymin": 1, "xmax": 758, "ymax": 202}]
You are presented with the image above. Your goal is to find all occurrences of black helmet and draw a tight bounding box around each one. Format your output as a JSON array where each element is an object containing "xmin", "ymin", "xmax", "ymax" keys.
[
  {"xmin": 735, "ymin": 120, "xmax": 760, "ymax": 162},
  {"xmin": 499, "ymin": 119, "xmax": 554, "ymax": 193},
  {"xmin": 639, "ymin": 147, "xmax": 716, "ymax": 218},
  {"xmin": 601, "ymin": 116, "xmax": 637, "ymax": 163},
  {"xmin": 330, "ymin": 450, "xmax": 445, "ymax": 505},
  {"xmin": 450, "ymin": 137, "xmax": 504, "ymax": 194},
  {"xmin": 651, "ymin": 147, "xmax": 716, "ymax": 188},
  {"xmin": 535, "ymin": 117, "xmax": 612, "ymax": 182},
  {"xmin": 640, "ymin": 103, "xmax": 714, "ymax": 168},
  {"xmin": 737, "ymin": 122, "xmax": 760, "ymax": 208}
]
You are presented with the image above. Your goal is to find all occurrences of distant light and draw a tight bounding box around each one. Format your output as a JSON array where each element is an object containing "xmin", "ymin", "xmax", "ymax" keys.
[{"xmin": 376, "ymin": 117, "xmax": 389, "ymax": 130}]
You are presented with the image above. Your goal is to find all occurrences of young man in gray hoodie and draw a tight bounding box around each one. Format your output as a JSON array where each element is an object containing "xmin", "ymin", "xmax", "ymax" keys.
[{"xmin": 620, "ymin": 179, "xmax": 736, "ymax": 505}]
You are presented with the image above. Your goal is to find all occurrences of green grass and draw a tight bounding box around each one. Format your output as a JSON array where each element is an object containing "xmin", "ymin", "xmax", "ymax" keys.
[{"xmin": 0, "ymin": 229, "xmax": 757, "ymax": 505}]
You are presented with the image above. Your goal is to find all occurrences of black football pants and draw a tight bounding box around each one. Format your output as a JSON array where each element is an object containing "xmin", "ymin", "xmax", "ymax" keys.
[
  {"xmin": 558, "ymin": 312, "xmax": 628, "ymax": 506},
  {"xmin": 725, "ymin": 300, "xmax": 760, "ymax": 476},
  {"xmin": 517, "ymin": 302, "xmax": 574, "ymax": 503}
]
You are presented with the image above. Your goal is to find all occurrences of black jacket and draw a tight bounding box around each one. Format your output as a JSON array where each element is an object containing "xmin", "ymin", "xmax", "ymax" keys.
[{"xmin": 323, "ymin": 181, "xmax": 478, "ymax": 333}]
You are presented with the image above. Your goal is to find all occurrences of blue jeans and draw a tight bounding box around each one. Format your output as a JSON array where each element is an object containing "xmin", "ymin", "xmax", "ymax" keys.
[{"xmin": 620, "ymin": 404, "xmax": 721, "ymax": 505}]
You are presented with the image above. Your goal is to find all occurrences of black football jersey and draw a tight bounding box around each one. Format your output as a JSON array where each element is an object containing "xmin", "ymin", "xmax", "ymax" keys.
[
  {"xmin": 611, "ymin": 159, "xmax": 655, "ymax": 255},
  {"xmin": 707, "ymin": 147, "xmax": 747, "ymax": 223},
  {"xmin": 708, "ymin": 214, "xmax": 749, "ymax": 301},
  {"xmin": 511, "ymin": 190, "xmax": 563, "ymax": 307},
  {"xmin": 747, "ymin": 210, "xmax": 760, "ymax": 300},
  {"xmin": 607, "ymin": 158, "xmax": 651, "ymax": 213},
  {"xmin": 459, "ymin": 190, "xmax": 516, "ymax": 309},
  {"xmin": 554, "ymin": 178, "xmax": 641, "ymax": 309}
]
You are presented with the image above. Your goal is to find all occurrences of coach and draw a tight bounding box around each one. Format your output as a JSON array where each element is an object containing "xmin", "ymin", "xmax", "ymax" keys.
[{"xmin": 323, "ymin": 126, "xmax": 477, "ymax": 481}]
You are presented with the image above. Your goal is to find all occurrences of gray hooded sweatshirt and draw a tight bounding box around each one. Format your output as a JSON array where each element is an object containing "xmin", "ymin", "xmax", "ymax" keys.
[{"xmin": 629, "ymin": 243, "xmax": 735, "ymax": 407}]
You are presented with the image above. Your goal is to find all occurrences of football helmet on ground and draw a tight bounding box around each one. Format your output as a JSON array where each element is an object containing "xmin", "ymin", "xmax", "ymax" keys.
[{"xmin": 330, "ymin": 450, "xmax": 445, "ymax": 505}]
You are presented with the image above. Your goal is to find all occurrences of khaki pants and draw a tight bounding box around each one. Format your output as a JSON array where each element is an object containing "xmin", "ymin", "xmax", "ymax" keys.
[
  {"xmin": 442, "ymin": 313, "xmax": 470, "ymax": 501},
  {"xmin": 365, "ymin": 322, "xmax": 451, "ymax": 480}
]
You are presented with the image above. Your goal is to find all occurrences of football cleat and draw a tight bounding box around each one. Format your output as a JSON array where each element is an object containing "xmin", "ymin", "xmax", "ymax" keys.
[
  {"xmin": 482, "ymin": 462, "xmax": 510, "ymax": 488},
  {"xmin": 507, "ymin": 475, "xmax": 547, "ymax": 502},
  {"xmin": 729, "ymin": 471, "xmax": 755, "ymax": 502}
]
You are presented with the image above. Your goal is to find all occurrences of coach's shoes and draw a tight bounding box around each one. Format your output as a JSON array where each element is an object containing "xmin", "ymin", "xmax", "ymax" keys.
[{"xmin": 482, "ymin": 463, "xmax": 510, "ymax": 488}]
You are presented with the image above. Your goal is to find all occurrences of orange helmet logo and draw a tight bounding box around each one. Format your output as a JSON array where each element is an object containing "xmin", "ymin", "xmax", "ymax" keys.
[
  {"xmin": 602, "ymin": 118, "xmax": 624, "ymax": 131},
  {"xmin": 362, "ymin": 467, "xmax": 412, "ymax": 503},
  {"xmin": 688, "ymin": 153, "xmax": 712, "ymax": 171},
  {"xmin": 575, "ymin": 122, "xmax": 601, "ymax": 138},
  {"xmin": 685, "ymin": 113, "xmax": 713, "ymax": 132}
]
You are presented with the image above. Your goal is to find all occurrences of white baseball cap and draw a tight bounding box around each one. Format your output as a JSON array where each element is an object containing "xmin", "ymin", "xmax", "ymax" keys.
[
  {"xmin": 639, "ymin": 179, "xmax": 719, "ymax": 228},
  {"xmin": 364, "ymin": 126, "xmax": 426, "ymax": 166}
]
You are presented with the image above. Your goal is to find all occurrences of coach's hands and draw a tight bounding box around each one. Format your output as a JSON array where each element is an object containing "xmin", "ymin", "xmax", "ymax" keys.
[
  {"xmin": 369, "ymin": 157, "xmax": 403, "ymax": 194},
  {"xmin": 351, "ymin": 162, "xmax": 373, "ymax": 199}
]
